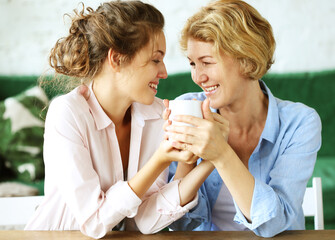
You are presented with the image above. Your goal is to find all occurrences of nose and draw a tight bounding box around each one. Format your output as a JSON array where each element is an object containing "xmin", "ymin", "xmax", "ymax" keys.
[
  {"xmin": 157, "ymin": 62, "xmax": 168, "ymax": 79},
  {"xmin": 192, "ymin": 67, "xmax": 208, "ymax": 85}
]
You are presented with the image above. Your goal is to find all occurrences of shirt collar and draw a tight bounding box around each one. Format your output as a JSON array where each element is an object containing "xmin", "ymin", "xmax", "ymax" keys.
[
  {"xmin": 131, "ymin": 100, "xmax": 163, "ymax": 127},
  {"xmin": 87, "ymin": 83, "xmax": 113, "ymax": 130},
  {"xmin": 87, "ymin": 83, "xmax": 162, "ymax": 130},
  {"xmin": 209, "ymin": 80, "xmax": 279, "ymax": 144},
  {"xmin": 259, "ymin": 80, "xmax": 280, "ymax": 144}
]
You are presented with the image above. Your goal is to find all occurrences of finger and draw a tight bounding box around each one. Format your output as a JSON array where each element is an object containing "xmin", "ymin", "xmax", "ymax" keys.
[
  {"xmin": 163, "ymin": 99, "xmax": 169, "ymax": 109},
  {"xmin": 166, "ymin": 124, "xmax": 202, "ymax": 138},
  {"xmin": 171, "ymin": 140, "xmax": 191, "ymax": 151},
  {"xmin": 162, "ymin": 108, "xmax": 171, "ymax": 120},
  {"xmin": 181, "ymin": 151, "xmax": 198, "ymax": 164},
  {"xmin": 171, "ymin": 114, "xmax": 208, "ymax": 128},
  {"xmin": 202, "ymin": 98, "xmax": 214, "ymax": 121},
  {"xmin": 186, "ymin": 154, "xmax": 199, "ymax": 164},
  {"xmin": 171, "ymin": 141, "xmax": 199, "ymax": 158},
  {"xmin": 212, "ymin": 115, "xmax": 230, "ymax": 141},
  {"xmin": 167, "ymin": 132, "xmax": 196, "ymax": 145},
  {"xmin": 77, "ymin": 84, "xmax": 90, "ymax": 100},
  {"xmin": 163, "ymin": 119, "xmax": 172, "ymax": 131},
  {"xmin": 164, "ymin": 133, "xmax": 169, "ymax": 141},
  {"xmin": 160, "ymin": 139, "xmax": 174, "ymax": 151},
  {"xmin": 213, "ymin": 113, "xmax": 229, "ymax": 126}
]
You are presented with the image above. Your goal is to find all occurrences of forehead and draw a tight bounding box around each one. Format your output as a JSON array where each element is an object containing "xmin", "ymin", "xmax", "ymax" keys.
[
  {"xmin": 152, "ymin": 31, "xmax": 166, "ymax": 53},
  {"xmin": 128, "ymin": 31, "xmax": 166, "ymax": 66},
  {"xmin": 187, "ymin": 38, "xmax": 215, "ymax": 57},
  {"xmin": 138, "ymin": 31, "xmax": 166, "ymax": 56}
]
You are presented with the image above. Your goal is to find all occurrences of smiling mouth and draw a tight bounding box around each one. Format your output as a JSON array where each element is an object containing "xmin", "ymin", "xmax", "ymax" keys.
[
  {"xmin": 148, "ymin": 83, "xmax": 158, "ymax": 90},
  {"xmin": 203, "ymin": 84, "xmax": 219, "ymax": 93}
]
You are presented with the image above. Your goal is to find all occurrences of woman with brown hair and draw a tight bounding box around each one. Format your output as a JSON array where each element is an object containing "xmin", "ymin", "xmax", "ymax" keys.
[
  {"xmin": 24, "ymin": 1, "xmax": 203, "ymax": 238},
  {"xmin": 165, "ymin": 0, "xmax": 321, "ymax": 237}
]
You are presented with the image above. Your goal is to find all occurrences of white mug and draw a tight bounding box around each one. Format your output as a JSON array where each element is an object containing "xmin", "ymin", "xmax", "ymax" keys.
[{"xmin": 168, "ymin": 100, "xmax": 203, "ymax": 127}]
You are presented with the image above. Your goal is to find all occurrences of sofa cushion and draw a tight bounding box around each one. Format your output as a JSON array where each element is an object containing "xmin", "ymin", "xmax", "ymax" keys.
[{"xmin": 0, "ymin": 86, "xmax": 48, "ymax": 183}]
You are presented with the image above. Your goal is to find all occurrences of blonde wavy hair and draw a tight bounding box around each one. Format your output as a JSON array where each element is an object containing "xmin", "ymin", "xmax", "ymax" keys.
[{"xmin": 180, "ymin": 0, "xmax": 275, "ymax": 80}]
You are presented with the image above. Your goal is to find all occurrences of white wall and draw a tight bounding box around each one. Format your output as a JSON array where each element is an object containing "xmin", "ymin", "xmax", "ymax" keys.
[{"xmin": 0, "ymin": 0, "xmax": 334, "ymax": 75}]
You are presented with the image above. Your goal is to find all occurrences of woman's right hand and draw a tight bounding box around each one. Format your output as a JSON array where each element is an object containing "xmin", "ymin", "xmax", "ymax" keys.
[
  {"xmin": 162, "ymin": 99, "xmax": 172, "ymax": 140},
  {"xmin": 160, "ymin": 99, "xmax": 199, "ymax": 165},
  {"xmin": 165, "ymin": 99, "xmax": 230, "ymax": 165},
  {"xmin": 155, "ymin": 140, "xmax": 199, "ymax": 165}
]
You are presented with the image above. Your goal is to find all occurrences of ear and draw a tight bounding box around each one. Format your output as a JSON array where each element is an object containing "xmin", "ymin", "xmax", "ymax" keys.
[{"xmin": 107, "ymin": 49, "xmax": 121, "ymax": 71}]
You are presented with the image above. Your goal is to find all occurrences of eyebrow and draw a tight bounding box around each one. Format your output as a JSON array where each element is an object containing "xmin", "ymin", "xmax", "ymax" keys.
[
  {"xmin": 188, "ymin": 55, "xmax": 213, "ymax": 61},
  {"xmin": 155, "ymin": 50, "xmax": 165, "ymax": 56}
]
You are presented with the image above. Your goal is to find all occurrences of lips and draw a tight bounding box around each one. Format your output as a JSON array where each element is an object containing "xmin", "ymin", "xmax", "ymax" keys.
[
  {"xmin": 148, "ymin": 82, "xmax": 158, "ymax": 90},
  {"xmin": 148, "ymin": 82, "xmax": 159, "ymax": 94},
  {"xmin": 203, "ymin": 84, "xmax": 219, "ymax": 94}
]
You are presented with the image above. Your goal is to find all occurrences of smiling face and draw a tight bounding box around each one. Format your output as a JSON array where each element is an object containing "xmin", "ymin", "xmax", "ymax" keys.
[
  {"xmin": 187, "ymin": 38, "xmax": 250, "ymax": 110},
  {"xmin": 121, "ymin": 31, "xmax": 167, "ymax": 105}
]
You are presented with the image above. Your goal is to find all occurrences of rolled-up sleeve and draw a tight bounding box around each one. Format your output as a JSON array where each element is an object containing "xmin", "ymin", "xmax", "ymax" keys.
[
  {"xmin": 135, "ymin": 179, "xmax": 198, "ymax": 234},
  {"xmin": 168, "ymin": 185, "xmax": 211, "ymax": 231},
  {"xmin": 167, "ymin": 160, "xmax": 213, "ymax": 231}
]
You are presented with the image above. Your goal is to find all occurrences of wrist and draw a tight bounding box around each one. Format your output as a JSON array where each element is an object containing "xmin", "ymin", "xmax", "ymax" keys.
[
  {"xmin": 200, "ymin": 160, "xmax": 215, "ymax": 170},
  {"xmin": 152, "ymin": 148, "xmax": 172, "ymax": 167},
  {"xmin": 210, "ymin": 146, "xmax": 234, "ymax": 170}
]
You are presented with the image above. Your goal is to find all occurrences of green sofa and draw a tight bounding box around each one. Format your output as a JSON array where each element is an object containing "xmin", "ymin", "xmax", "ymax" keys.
[{"xmin": 0, "ymin": 69, "xmax": 334, "ymax": 230}]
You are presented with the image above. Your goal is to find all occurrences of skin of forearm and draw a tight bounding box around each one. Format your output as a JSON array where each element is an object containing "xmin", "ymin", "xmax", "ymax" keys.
[
  {"xmin": 213, "ymin": 148, "xmax": 255, "ymax": 221},
  {"xmin": 128, "ymin": 150, "xmax": 170, "ymax": 199},
  {"xmin": 178, "ymin": 160, "xmax": 215, "ymax": 206},
  {"xmin": 174, "ymin": 162, "xmax": 196, "ymax": 180}
]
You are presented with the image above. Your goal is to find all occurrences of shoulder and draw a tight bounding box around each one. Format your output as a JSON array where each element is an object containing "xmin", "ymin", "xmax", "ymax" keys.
[
  {"xmin": 276, "ymin": 98, "xmax": 321, "ymax": 129},
  {"xmin": 175, "ymin": 92, "xmax": 206, "ymax": 101},
  {"xmin": 263, "ymin": 80, "xmax": 321, "ymax": 131},
  {"xmin": 46, "ymin": 88, "xmax": 90, "ymax": 125},
  {"xmin": 274, "ymin": 98, "xmax": 322, "ymax": 152},
  {"xmin": 49, "ymin": 88, "xmax": 89, "ymax": 112}
]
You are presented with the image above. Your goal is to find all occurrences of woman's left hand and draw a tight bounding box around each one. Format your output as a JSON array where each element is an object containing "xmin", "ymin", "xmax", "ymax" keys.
[{"xmin": 165, "ymin": 99, "xmax": 230, "ymax": 163}]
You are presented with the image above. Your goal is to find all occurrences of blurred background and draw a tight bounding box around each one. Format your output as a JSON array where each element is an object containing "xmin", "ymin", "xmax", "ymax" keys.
[
  {"xmin": 0, "ymin": 0, "xmax": 335, "ymax": 230},
  {"xmin": 0, "ymin": 0, "xmax": 334, "ymax": 75}
]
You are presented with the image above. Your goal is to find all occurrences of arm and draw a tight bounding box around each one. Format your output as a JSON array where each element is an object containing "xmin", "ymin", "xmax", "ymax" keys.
[
  {"xmin": 44, "ymin": 98, "xmax": 141, "ymax": 238},
  {"xmin": 128, "ymin": 140, "xmax": 197, "ymax": 199},
  {"xmin": 139, "ymin": 99, "xmax": 223, "ymax": 232},
  {"xmin": 134, "ymin": 159, "xmax": 215, "ymax": 234},
  {"xmin": 168, "ymin": 103, "xmax": 322, "ymax": 237},
  {"xmin": 162, "ymin": 99, "xmax": 197, "ymax": 182},
  {"xmin": 167, "ymin": 98, "xmax": 253, "ymax": 220},
  {"xmin": 133, "ymin": 100, "xmax": 217, "ymax": 234},
  {"xmin": 74, "ymin": 87, "xmax": 203, "ymax": 235},
  {"xmin": 46, "ymin": 97, "xmax": 199, "ymax": 238},
  {"xmin": 178, "ymin": 160, "xmax": 214, "ymax": 206},
  {"xmin": 235, "ymin": 110, "xmax": 322, "ymax": 237}
]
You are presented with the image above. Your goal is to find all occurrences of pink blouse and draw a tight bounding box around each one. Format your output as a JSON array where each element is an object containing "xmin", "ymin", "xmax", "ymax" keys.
[{"xmin": 25, "ymin": 87, "xmax": 197, "ymax": 239}]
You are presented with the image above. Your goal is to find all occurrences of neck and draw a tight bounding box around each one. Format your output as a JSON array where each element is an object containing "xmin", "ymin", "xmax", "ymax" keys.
[
  {"xmin": 219, "ymin": 81, "xmax": 268, "ymax": 132},
  {"xmin": 92, "ymin": 72, "xmax": 132, "ymax": 126}
]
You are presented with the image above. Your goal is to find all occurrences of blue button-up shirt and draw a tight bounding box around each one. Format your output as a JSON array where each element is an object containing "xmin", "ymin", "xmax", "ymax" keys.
[{"xmin": 169, "ymin": 81, "xmax": 321, "ymax": 237}]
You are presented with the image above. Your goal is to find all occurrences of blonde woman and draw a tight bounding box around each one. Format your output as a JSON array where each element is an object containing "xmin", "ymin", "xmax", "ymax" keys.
[{"xmin": 166, "ymin": 0, "xmax": 321, "ymax": 237}]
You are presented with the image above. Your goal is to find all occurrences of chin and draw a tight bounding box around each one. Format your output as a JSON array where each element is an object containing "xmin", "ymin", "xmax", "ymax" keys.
[
  {"xmin": 208, "ymin": 98, "xmax": 222, "ymax": 110},
  {"xmin": 139, "ymin": 96, "xmax": 155, "ymax": 105}
]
